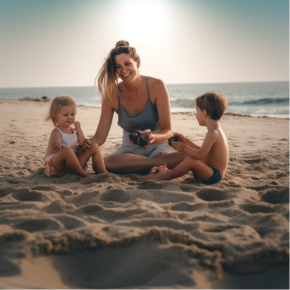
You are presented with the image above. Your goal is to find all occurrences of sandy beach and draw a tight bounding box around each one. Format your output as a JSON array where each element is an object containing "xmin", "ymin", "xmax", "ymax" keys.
[{"xmin": 0, "ymin": 99, "xmax": 289, "ymax": 289}]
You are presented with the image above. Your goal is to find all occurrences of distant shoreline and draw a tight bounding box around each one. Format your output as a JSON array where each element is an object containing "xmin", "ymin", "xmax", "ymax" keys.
[
  {"xmin": 1, "ymin": 98, "xmax": 289, "ymax": 120},
  {"xmin": 0, "ymin": 81, "xmax": 288, "ymax": 116}
]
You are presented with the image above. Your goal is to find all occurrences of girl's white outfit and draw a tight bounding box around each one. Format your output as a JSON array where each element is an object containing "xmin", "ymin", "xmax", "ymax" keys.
[{"xmin": 44, "ymin": 127, "xmax": 84, "ymax": 177}]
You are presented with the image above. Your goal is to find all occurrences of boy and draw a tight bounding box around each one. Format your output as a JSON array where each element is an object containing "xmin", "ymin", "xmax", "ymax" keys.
[{"xmin": 147, "ymin": 91, "xmax": 228, "ymax": 184}]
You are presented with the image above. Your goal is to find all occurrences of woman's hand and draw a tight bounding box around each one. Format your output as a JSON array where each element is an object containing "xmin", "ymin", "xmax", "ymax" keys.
[
  {"xmin": 140, "ymin": 129, "xmax": 154, "ymax": 147},
  {"xmin": 77, "ymin": 138, "xmax": 91, "ymax": 154}
]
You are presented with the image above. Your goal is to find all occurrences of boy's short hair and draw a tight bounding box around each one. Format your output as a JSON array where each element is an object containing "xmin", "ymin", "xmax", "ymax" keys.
[{"xmin": 195, "ymin": 91, "xmax": 227, "ymax": 120}]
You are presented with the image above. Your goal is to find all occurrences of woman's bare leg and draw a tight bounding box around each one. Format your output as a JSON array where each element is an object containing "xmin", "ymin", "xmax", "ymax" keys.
[{"xmin": 103, "ymin": 152, "xmax": 187, "ymax": 174}]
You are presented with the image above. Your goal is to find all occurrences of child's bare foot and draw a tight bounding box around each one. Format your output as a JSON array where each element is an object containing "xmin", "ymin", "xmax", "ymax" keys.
[
  {"xmin": 146, "ymin": 170, "xmax": 171, "ymax": 181},
  {"xmin": 82, "ymin": 172, "xmax": 92, "ymax": 178},
  {"xmin": 146, "ymin": 165, "xmax": 171, "ymax": 181},
  {"xmin": 149, "ymin": 165, "xmax": 169, "ymax": 175}
]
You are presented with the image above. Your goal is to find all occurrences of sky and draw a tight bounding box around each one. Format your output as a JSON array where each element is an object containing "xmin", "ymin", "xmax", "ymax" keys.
[{"xmin": 0, "ymin": 0, "xmax": 289, "ymax": 88}]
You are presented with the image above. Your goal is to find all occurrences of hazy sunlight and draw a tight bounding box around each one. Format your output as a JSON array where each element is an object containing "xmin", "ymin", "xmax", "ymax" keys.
[{"xmin": 119, "ymin": 0, "xmax": 169, "ymax": 41}]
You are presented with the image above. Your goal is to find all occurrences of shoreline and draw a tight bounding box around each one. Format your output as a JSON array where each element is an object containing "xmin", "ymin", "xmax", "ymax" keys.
[
  {"xmin": 1, "ymin": 98, "xmax": 289, "ymax": 120},
  {"xmin": 0, "ymin": 99, "xmax": 289, "ymax": 288}
]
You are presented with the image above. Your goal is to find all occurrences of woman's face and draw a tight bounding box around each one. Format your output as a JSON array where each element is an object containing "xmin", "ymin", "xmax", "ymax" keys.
[{"xmin": 115, "ymin": 53, "xmax": 140, "ymax": 83}]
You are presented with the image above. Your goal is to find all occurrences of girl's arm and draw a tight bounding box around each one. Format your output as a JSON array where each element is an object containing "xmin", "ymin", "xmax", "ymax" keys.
[
  {"xmin": 48, "ymin": 128, "xmax": 62, "ymax": 150},
  {"xmin": 90, "ymin": 100, "xmax": 114, "ymax": 146},
  {"xmin": 74, "ymin": 121, "xmax": 86, "ymax": 146},
  {"xmin": 143, "ymin": 78, "xmax": 172, "ymax": 144}
]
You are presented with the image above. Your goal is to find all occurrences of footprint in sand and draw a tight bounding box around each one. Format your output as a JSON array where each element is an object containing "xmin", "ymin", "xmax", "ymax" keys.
[
  {"xmin": 0, "ymin": 188, "xmax": 13, "ymax": 198},
  {"xmin": 54, "ymin": 214, "xmax": 88, "ymax": 230},
  {"xmin": 138, "ymin": 180, "xmax": 166, "ymax": 190},
  {"xmin": 260, "ymin": 187, "xmax": 289, "ymax": 204},
  {"xmin": 42, "ymin": 200, "xmax": 76, "ymax": 213},
  {"xmin": 196, "ymin": 188, "xmax": 233, "ymax": 201},
  {"xmin": 170, "ymin": 201, "xmax": 202, "ymax": 211},
  {"xmin": 100, "ymin": 189, "xmax": 130, "ymax": 203},
  {"xmin": 238, "ymin": 204, "xmax": 275, "ymax": 214},
  {"xmin": 0, "ymin": 257, "xmax": 20, "ymax": 276},
  {"xmin": 78, "ymin": 204, "xmax": 104, "ymax": 214},
  {"xmin": 12, "ymin": 190, "xmax": 47, "ymax": 202},
  {"xmin": 251, "ymin": 176, "xmax": 260, "ymax": 180},
  {"xmin": 242, "ymin": 157, "xmax": 265, "ymax": 164},
  {"xmin": 13, "ymin": 218, "xmax": 63, "ymax": 232}
]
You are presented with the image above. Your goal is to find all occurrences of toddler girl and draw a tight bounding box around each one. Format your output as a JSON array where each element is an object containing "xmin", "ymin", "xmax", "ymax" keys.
[{"xmin": 44, "ymin": 95, "xmax": 107, "ymax": 177}]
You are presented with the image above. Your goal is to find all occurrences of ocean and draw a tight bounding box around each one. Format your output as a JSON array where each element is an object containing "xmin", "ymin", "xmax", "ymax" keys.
[{"xmin": 0, "ymin": 81, "xmax": 288, "ymax": 117}]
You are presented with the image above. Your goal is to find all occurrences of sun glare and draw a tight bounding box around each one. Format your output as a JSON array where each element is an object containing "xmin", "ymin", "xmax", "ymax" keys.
[{"xmin": 119, "ymin": 0, "xmax": 169, "ymax": 41}]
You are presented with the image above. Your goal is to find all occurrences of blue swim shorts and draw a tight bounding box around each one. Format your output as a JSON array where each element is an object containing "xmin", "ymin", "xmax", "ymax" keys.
[{"xmin": 193, "ymin": 167, "xmax": 222, "ymax": 185}]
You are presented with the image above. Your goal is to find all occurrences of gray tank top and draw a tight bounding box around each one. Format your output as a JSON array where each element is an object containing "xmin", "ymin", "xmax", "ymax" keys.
[{"xmin": 117, "ymin": 77, "xmax": 159, "ymax": 133}]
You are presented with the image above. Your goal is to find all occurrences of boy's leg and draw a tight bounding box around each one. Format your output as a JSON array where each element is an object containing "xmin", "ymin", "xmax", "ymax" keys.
[
  {"xmin": 147, "ymin": 156, "xmax": 213, "ymax": 181},
  {"xmin": 78, "ymin": 143, "xmax": 107, "ymax": 174},
  {"xmin": 51, "ymin": 148, "xmax": 90, "ymax": 177}
]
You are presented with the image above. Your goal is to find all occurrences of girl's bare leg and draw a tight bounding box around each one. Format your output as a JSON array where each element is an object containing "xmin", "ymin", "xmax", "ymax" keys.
[
  {"xmin": 51, "ymin": 147, "xmax": 90, "ymax": 177},
  {"xmin": 78, "ymin": 143, "xmax": 108, "ymax": 174},
  {"xmin": 103, "ymin": 152, "xmax": 187, "ymax": 174},
  {"xmin": 147, "ymin": 156, "xmax": 214, "ymax": 181}
]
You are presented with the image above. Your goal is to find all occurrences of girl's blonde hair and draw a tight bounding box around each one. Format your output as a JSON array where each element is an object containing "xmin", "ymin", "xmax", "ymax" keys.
[
  {"xmin": 46, "ymin": 95, "xmax": 76, "ymax": 126},
  {"xmin": 97, "ymin": 40, "xmax": 140, "ymax": 103}
]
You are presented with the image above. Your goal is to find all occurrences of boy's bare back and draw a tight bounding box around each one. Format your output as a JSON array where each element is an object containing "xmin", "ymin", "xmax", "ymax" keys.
[{"xmin": 203, "ymin": 125, "xmax": 229, "ymax": 177}]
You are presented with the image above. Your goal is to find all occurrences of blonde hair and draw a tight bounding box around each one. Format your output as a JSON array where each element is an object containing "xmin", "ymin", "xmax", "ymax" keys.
[
  {"xmin": 97, "ymin": 40, "xmax": 140, "ymax": 103},
  {"xmin": 46, "ymin": 95, "xmax": 76, "ymax": 126},
  {"xmin": 195, "ymin": 91, "xmax": 228, "ymax": 120}
]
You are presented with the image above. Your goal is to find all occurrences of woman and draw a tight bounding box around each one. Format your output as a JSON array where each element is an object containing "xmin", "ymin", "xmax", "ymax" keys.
[{"xmin": 87, "ymin": 40, "xmax": 187, "ymax": 173}]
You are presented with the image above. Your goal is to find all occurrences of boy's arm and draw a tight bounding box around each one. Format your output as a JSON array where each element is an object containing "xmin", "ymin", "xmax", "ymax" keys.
[
  {"xmin": 74, "ymin": 121, "xmax": 86, "ymax": 146},
  {"xmin": 174, "ymin": 132, "xmax": 201, "ymax": 150},
  {"xmin": 185, "ymin": 139, "xmax": 201, "ymax": 150},
  {"xmin": 172, "ymin": 131, "xmax": 217, "ymax": 160},
  {"xmin": 49, "ymin": 129, "xmax": 62, "ymax": 150}
]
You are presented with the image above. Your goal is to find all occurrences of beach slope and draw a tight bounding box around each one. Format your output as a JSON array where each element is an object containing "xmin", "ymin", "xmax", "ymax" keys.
[{"xmin": 0, "ymin": 100, "xmax": 289, "ymax": 289}]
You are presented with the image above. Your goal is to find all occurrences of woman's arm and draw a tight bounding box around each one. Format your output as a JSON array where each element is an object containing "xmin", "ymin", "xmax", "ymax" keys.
[
  {"xmin": 90, "ymin": 100, "xmax": 115, "ymax": 146},
  {"xmin": 144, "ymin": 78, "xmax": 172, "ymax": 144}
]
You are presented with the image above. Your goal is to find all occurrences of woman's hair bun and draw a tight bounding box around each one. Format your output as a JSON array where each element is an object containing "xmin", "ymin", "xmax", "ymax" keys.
[{"xmin": 115, "ymin": 40, "xmax": 129, "ymax": 48}]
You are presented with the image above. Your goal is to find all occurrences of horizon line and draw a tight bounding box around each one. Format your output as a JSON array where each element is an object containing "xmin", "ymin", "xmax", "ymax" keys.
[{"xmin": 0, "ymin": 80, "xmax": 289, "ymax": 90}]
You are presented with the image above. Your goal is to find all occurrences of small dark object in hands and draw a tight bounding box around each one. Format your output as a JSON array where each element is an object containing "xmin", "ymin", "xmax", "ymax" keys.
[
  {"xmin": 129, "ymin": 130, "xmax": 141, "ymax": 144},
  {"xmin": 168, "ymin": 136, "xmax": 179, "ymax": 146},
  {"xmin": 129, "ymin": 130, "xmax": 149, "ymax": 148}
]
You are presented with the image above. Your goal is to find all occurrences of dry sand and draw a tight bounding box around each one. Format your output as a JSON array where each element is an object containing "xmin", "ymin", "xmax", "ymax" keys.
[{"xmin": 0, "ymin": 99, "xmax": 289, "ymax": 289}]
